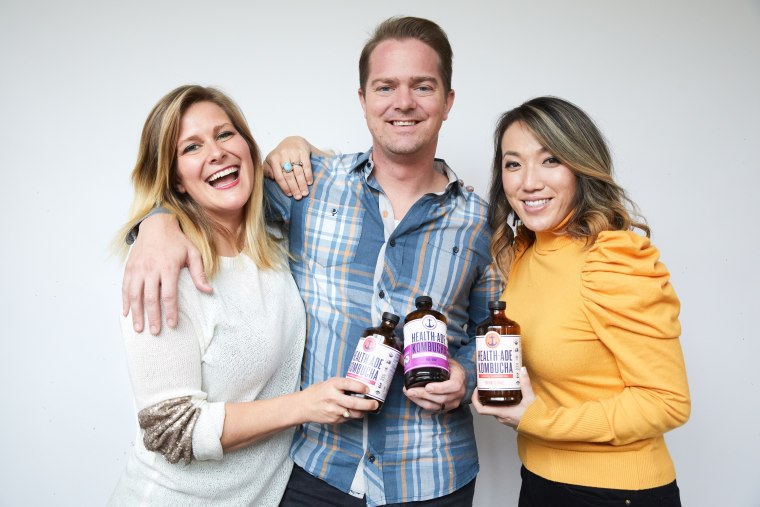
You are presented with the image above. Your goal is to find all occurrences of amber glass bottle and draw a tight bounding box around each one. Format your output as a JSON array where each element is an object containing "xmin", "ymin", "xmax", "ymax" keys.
[
  {"xmin": 403, "ymin": 296, "xmax": 450, "ymax": 389},
  {"xmin": 475, "ymin": 300, "xmax": 522, "ymax": 406},
  {"xmin": 345, "ymin": 312, "xmax": 402, "ymax": 414}
]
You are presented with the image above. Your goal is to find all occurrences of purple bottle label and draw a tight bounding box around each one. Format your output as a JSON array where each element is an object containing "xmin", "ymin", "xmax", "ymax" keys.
[{"xmin": 403, "ymin": 316, "xmax": 449, "ymax": 373}]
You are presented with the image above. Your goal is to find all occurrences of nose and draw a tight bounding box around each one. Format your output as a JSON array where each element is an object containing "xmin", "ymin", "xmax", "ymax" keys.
[
  {"xmin": 522, "ymin": 164, "xmax": 544, "ymax": 192},
  {"xmin": 208, "ymin": 140, "xmax": 226, "ymax": 163},
  {"xmin": 394, "ymin": 86, "xmax": 416, "ymax": 111}
]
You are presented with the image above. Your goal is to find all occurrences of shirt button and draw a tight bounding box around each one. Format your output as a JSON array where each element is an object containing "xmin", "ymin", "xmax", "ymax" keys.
[
  {"xmin": 389, "ymin": 239, "xmax": 396, "ymax": 247},
  {"xmin": 453, "ymin": 246, "xmax": 459, "ymax": 254},
  {"xmin": 379, "ymin": 290, "xmax": 385, "ymax": 299},
  {"xmin": 368, "ymin": 455, "xmax": 375, "ymax": 463},
  {"xmin": 624, "ymin": 501, "xmax": 631, "ymax": 506}
]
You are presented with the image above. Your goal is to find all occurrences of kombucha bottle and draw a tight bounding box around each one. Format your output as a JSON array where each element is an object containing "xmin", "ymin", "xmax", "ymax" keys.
[
  {"xmin": 403, "ymin": 296, "xmax": 450, "ymax": 389},
  {"xmin": 475, "ymin": 300, "xmax": 522, "ymax": 405},
  {"xmin": 345, "ymin": 312, "xmax": 402, "ymax": 414}
]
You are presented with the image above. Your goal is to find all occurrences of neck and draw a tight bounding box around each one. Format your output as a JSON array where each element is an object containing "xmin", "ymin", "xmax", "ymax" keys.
[
  {"xmin": 215, "ymin": 235, "xmax": 240, "ymax": 257},
  {"xmin": 210, "ymin": 214, "xmax": 243, "ymax": 257},
  {"xmin": 371, "ymin": 146, "xmax": 448, "ymax": 219}
]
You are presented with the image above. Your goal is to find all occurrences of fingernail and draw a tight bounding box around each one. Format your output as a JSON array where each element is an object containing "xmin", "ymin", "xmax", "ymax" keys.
[
  {"xmin": 150, "ymin": 325, "xmax": 158, "ymax": 335},
  {"xmin": 521, "ymin": 367, "xmax": 527, "ymax": 375},
  {"xmin": 134, "ymin": 323, "xmax": 143, "ymax": 332},
  {"xmin": 167, "ymin": 318, "xmax": 176, "ymax": 328}
]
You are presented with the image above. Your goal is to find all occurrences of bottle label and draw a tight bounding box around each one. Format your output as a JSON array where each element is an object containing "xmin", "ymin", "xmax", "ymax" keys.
[
  {"xmin": 346, "ymin": 334, "xmax": 401, "ymax": 402},
  {"xmin": 476, "ymin": 332, "xmax": 522, "ymax": 391},
  {"xmin": 403, "ymin": 316, "xmax": 449, "ymax": 374}
]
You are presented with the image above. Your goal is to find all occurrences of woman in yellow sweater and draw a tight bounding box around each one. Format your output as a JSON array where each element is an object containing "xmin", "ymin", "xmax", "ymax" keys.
[{"xmin": 471, "ymin": 96, "xmax": 690, "ymax": 506}]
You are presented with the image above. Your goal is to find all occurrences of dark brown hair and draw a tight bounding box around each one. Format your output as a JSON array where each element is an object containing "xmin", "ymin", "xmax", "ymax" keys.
[{"xmin": 359, "ymin": 16, "xmax": 453, "ymax": 94}]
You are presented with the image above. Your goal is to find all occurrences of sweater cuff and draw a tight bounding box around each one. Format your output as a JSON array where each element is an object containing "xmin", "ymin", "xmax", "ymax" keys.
[
  {"xmin": 516, "ymin": 396, "xmax": 548, "ymax": 438},
  {"xmin": 191, "ymin": 401, "xmax": 225, "ymax": 461}
]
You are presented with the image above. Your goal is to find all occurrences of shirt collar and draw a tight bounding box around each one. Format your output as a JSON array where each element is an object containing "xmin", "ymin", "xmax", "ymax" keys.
[{"xmin": 352, "ymin": 148, "xmax": 463, "ymax": 198}]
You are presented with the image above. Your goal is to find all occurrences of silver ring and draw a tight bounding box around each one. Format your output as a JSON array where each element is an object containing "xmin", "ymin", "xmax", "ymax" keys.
[
  {"xmin": 342, "ymin": 410, "xmax": 351, "ymax": 418},
  {"xmin": 291, "ymin": 161, "xmax": 304, "ymax": 167},
  {"xmin": 282, "ymin": 162, "xmax": 293, "ymax": 173}
]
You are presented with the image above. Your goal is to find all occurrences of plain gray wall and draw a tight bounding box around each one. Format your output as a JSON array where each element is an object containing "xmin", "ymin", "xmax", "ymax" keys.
[{"xmin": 1, "ymin": 0, "xmax": 758, "ymax": 505}]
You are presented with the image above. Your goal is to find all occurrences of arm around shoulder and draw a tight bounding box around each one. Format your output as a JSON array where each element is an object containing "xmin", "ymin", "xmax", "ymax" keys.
[{"xmin": 122, "ymin": 211, "xmax": 210, "ymax": 335}]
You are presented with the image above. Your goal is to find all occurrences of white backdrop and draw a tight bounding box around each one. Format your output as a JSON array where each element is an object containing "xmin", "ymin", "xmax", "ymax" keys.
[{"xmin": 1, "ymin": 0, "xmax": 758, "ymax": 505}]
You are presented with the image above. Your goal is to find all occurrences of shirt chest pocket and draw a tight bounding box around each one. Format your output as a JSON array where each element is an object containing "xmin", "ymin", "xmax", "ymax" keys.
[
  {"xmin": 302, "ymin": 200, "xmax": 365, "ymax": 267},
  {"xmin": 427, "ymin": 241, "xmax": 477, "ymax": 299}
]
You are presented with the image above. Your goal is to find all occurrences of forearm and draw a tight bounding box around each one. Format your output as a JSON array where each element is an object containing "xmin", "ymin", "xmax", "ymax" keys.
[
  {"xmin": 125, "ymin": 206, "xmax": 173, "ymax": 245},
  {"xmin": 221, "ymin": 391, "xmax": 308, "ymax": 452},
  {"xmin": 519, "ymin": 344, "xmax": 691, "ymax": 446},
  {"xmin": 223, "ymin": 377, "xmax": 380, "ymax": 451}
]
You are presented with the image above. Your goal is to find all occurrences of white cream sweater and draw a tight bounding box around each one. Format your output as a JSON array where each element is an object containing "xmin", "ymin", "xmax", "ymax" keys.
[{"xmin": 110, "ymin": 254, "xmax": 306, "ymax": 506}]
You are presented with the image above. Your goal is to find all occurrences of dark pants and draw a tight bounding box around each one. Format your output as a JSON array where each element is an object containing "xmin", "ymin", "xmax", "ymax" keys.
[
  {"xmin": 518, "ymin": 466, "xmax": 681, "ymax": 507},
  {"xmin": 280, "ymin": 464, "xmax": 476, "ymax": 506}
]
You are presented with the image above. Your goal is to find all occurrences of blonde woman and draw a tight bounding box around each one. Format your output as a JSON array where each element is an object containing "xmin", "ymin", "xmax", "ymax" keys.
[
  {"xmin": 472, "ymin": 96, "xmax": 690, "ymax": 506},
  {"xmin": 111, "ymin": 85, "xmax": 376, "ymax": 506}
]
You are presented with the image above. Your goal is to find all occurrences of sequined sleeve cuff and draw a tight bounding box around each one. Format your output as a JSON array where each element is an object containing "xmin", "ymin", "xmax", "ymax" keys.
[{"xmin": 138, "ymin": 396, "xmax": 201, "ymax": 464}]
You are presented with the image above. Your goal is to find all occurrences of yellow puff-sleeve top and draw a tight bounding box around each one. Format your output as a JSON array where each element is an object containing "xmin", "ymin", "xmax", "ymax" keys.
[{"xmin": 504, "ymin": 229, "xmax": 690, "ymax": 490}]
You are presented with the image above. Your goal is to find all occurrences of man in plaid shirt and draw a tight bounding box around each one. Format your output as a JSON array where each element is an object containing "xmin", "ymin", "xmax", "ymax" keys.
[{"xmin": 124, "ymin": 16, "xmax": 500, "ymax": 507}]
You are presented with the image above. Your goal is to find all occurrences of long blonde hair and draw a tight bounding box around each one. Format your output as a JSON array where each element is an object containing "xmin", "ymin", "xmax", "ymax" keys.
[
  {"xmin": 116, "ymin": 85, "xmax": 285, "ymax": 278},
  {"xmin": 488, "ymin": 96, "xmax": 648, "ymax": 280}
]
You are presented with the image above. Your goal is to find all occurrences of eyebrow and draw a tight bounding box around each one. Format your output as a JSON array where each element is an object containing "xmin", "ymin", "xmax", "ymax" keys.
[
  {"xmin": 410, "ymin": 75, "xmax": 439, "ymax": 85},
  {"xmin": 369, "ymin": 75, "xmax": 439, "ymax": 86},
  {"xmin": 177, "ymin": 123, "xmax": 234, "ymax": 145},
  {"xmin": 501, "ymin": 146, "xmax": 551, "ymax": 160}
]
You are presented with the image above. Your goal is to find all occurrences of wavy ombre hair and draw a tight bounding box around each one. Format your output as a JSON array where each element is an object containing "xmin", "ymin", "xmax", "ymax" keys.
[
  {"xmin": 117, "ymin": 85, "xmax": 285, "ymax": 278},
  {"xmin": 488, "ymin": 96, "xmax": 648, "ymax": 280}
]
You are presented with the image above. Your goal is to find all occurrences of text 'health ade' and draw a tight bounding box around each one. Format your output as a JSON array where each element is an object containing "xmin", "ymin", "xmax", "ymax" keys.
[
  {"xmin": 475, "ymin": 300, "xmax": 522, "ymax": 406},
  {"xmin": 345, "ymin": 312, "xmax": 403, "ymax": 414},
  {"xmin": 403, "ymin": 296, "xmax": 450, "ymax": 389}
]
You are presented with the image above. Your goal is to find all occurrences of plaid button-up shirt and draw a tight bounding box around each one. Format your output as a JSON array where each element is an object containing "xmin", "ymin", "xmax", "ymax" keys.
[{"xmin": 266, "ymin": 150, "xmax": 501, "ymax": 506}]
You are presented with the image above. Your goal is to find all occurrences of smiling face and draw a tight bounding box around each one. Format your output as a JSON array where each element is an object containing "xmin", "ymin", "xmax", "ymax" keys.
[
  {"xmin": 175, "ymin": 101, "xmax": 254, "ymax": 232},
  {"xmin": 501, "ymin": 121, "xmax": 577, "ymax": 233},
  {"xmin": 358, "ymin": 38, "xmax": 454, "ymax": 164}
]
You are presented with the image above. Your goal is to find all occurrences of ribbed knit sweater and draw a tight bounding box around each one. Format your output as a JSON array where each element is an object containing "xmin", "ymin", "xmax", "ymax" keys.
[
  {"xmin": 506, "ymin": 229, "xmax": 690, "ymax": 490},
  {"xmin": 110, "ymin": 254, "xmax": 306, "ymax": 506}
]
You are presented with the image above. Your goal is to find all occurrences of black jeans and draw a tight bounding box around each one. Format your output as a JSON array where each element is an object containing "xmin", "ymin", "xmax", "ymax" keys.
[
  {"xmin": 279, "ymin": 464, "xmax": 476, "ymax": 506},
  {"xmin": 518, "ymin": 466, "xmax": 681, "ymax": 507}
]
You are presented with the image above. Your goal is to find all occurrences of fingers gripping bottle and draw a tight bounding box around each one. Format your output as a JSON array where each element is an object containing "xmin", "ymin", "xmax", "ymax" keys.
[
  {"xmin": 475, "ymin": 300, "xmax": 522, "ymax": 405},
  {"xmin": 403, "ymin": 296, "xmax": 450, "ymax": 389},
  {"xmin": 345, "ymin": 312, "xmax": 403, "ymax": 414}
]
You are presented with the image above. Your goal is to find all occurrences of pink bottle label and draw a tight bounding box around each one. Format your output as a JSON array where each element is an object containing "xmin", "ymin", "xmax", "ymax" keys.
[
  {"xmin": 346, "ymin": 335, "xmax": 401, "ymax": 402},
  {"xmin": 475, "ymin": 332, "xmax": 521, "ymax": 391}
]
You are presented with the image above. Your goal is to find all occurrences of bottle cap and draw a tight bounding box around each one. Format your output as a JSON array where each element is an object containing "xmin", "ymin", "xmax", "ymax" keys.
[
  {"xmin": 488, "ymin": 300, "xmax": 506, "ymax": 310},
  {"xmin": 415, "ymin": 295, "xmax": 433, "ymax": 306},
  {"xmin": 382, "ymin": 312, "xmax": 400, "ymax": 325}
]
